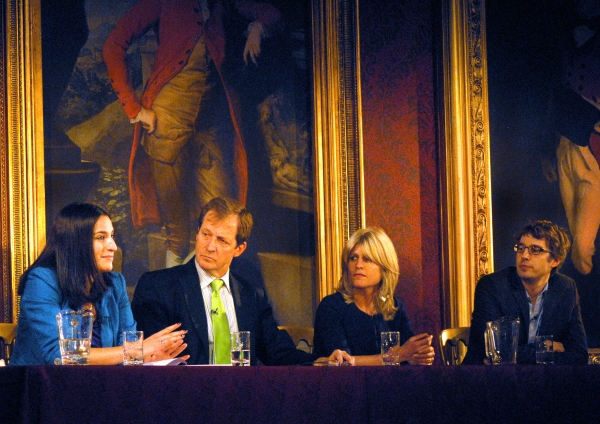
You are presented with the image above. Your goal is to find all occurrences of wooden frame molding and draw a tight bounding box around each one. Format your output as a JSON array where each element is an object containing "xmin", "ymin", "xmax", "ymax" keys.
[
  {"xmin": 4, "ymin": 0, "xmax": 46, "ymax": 322},
  {"xmin": 312, "ymin": 0, "xmax": 365, "ymax": 300},
  {"xmin": 440, "ymin": 0, "xmax": 493, "ymax": 327}
]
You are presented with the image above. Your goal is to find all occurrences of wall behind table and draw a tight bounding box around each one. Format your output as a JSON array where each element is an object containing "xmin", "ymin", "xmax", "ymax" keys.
[{"xmin": 360, "ymin": 1, "xmax": 441, "ymax": 337}]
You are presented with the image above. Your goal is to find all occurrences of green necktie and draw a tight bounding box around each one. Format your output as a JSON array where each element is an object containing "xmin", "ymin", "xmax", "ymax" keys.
[{"xmin": 211, "ymin": 279, "xmax": 231, "ymax": 364}]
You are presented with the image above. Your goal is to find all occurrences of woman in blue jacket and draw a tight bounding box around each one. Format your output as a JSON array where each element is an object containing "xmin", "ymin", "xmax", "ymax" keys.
[{"xmin": 10, "ymin": 202, "xmax": 189, "ymax": 365}]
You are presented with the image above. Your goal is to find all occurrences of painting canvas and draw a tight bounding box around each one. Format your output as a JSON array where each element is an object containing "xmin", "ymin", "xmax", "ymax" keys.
[
  {"xmin": 42, "ymin": 0, "xmax": 316, "ymax": 326},
  {"xmin": 487, "ymin": 0, "xmax": 600, "ymax": 347}
]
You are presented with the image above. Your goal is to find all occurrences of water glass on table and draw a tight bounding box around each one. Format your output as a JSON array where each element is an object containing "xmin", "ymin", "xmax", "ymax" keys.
[
  {"xmin": 123, "ymin": 331, "xmax": 144, "ymax": 365},
  {"xmin": 535, "ymin": 335, "xmax": 554, "ymax": 365},
  {"xmin": 230, "ymin": 331, "xmax": 251, "ymax": 366},
  {"xmin": 56, "ymin": 309, "xmax": 94, "ymax": 365},
  {"xmin": 381, "ymin": 331, "xmax": 401, "ymax": 365}
]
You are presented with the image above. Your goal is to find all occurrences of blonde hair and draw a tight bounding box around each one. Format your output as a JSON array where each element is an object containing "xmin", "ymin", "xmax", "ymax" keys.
[{"xmin": 338, "ymin": 227, "xmax": 400, "ymax": 320}]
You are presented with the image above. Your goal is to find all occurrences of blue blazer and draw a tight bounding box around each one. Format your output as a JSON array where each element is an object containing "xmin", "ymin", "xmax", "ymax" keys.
[
  {"xmin": 132, "ymin": 259, "xmax": 317, "ymax": 365},
  {"xmin": 462, "ymin": 266, "xmax": 588, "ymax": 364},
  {"xmin": 10, "ymin": 267, "xmax": 136, "ymax": 365}
]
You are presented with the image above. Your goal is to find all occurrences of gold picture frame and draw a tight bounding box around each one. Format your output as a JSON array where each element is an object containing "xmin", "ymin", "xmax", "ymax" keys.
[
  {"xmin": 3, "ymin": 0, "xmax": 46, "ymax": 322},
  {"xmin": 441, "ymin": 0, "xmax": 493, "ymax": 327}
]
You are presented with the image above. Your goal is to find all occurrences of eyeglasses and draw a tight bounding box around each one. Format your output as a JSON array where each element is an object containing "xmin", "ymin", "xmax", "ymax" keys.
[{"xmin": 513, "ymin": 244, "xmax": 553, "ymax": 256}]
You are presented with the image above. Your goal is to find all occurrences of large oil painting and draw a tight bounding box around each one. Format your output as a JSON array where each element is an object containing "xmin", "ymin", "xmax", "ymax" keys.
[
  {"xmin": 42, "ymin": 0, "xmax": 317, "ymax": 327},
  {"xmin": 3, "ymin": 0, "xmax": 363, "ymax": 324}
]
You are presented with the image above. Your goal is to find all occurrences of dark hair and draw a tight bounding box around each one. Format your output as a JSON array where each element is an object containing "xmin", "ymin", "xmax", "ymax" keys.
[
  {"xmin": 18, "ymin": 202, "xmax": 113, "ymax": 309},
  {"xmin": 197, "ymin": 197, "xmax": 253, "ymax": 246},
  {"xmin": 514, "ymin": 219, "xmax": 571, "ymax": 274}
]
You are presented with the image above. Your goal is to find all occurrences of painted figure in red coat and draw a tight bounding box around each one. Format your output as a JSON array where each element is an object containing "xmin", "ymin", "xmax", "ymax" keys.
[{"xmin": 103, "ymin": 0, "xmax": 282, "ymax": 266}]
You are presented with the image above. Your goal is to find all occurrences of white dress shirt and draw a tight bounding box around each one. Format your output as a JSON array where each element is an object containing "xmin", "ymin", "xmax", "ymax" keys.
[{"xmin": 195, "ymin": 260, "xmax": 239, "ymax": 364}]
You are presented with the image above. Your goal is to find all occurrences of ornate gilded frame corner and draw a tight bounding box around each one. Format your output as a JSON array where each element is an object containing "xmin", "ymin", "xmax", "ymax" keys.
[
  {"xmin": 3, "ymin": 0, "xmax": 46, "ymax": 322},
  {"xmin": 312, "ymin": 0, "xmax": 365, "ymax": 301},
  {"xmin": 3, "ymin": 0, "xmax": 364, "ymax": 318},
  {"xmin": 441, "ymin": 0, "xmax": 493, "ymax": 327}
]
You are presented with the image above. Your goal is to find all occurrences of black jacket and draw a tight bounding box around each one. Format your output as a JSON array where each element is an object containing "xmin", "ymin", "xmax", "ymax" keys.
[
  {"xmin": 132, "ymin": 259, "xmax": 317, "ymax": 365},
  {"xmin": 462, "ymin": 267, "xmax": 588, "ymax": 365}
]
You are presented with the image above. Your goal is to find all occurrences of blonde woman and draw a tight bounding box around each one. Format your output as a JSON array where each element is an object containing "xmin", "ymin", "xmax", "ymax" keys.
[{"xmin": 313, "ymin": 227, "xmax": 435, "ymax": 365}]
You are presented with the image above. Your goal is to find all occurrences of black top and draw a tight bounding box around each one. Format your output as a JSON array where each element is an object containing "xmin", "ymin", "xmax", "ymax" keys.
[{"xmin": 313, "ymin": 292, "xmax": 415, "ymax": 357}]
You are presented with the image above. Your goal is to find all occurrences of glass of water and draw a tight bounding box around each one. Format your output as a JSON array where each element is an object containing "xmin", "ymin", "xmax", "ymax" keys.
[
  {"xmin": 381, "ymin": 331, "xmax": 401, "ymax": 365},
  {"xmin": 59, "ymin": 338, "xmax": 91, "ymax": 365},
  {"xmin": 123, "ymin": 331, "xmax": 144, "ymax": 365},
  {"xmin": 230, "ymin": 331, "xmax": 251, "ymax": 366},
  {"xmin": 535, "ymin": 335, "xmax": 554, "ymax": 365}
]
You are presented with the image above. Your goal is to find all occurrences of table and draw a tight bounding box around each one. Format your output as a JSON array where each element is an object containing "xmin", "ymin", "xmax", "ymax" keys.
[{"xmin": 2, "ymin": 365, "xmax": 600, "ymax": 423}]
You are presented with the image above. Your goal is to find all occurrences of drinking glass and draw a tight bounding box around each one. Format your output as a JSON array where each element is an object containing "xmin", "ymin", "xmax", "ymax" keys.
[
  {"xmin": 535, "ymin": 335, "xmax": 554, "ymax": 365},
  {"xmin": 381, "ymin": 331, "xmax": 401, "ymax": 365},
  {"xmin": 123, "ymin": 331, "xmax": 144, "ymax": 365},
  {"xmin": 230, "ymin": 331, "xmax": 251, "ymax": 366}
]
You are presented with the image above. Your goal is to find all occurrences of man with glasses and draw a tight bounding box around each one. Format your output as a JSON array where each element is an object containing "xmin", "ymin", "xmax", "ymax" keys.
[{"xmin": 462, "ymin": 220, "xmax": 588, "ymax": 364}]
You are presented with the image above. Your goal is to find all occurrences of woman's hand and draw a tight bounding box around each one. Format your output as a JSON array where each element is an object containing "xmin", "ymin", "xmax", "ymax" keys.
[
  {"xmin": 314, "ymin": 349, "xmax": 355, "ymax": 366},
  {"xmin": 328, "ymin": 349, "xmax": 355, "ymax": 366},
  {"xmin": 143, "ymin": 323, "xmax": 189, "ymax": 363},
  {"xmin": 397, "ymin": 333, "xmax": 435, "ymax": 365}
]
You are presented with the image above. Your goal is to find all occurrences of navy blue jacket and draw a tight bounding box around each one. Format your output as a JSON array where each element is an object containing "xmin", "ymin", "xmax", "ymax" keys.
[
  {"xmin": 463, "ymin": 267, "xmax": 588, "ymax": 364},
  {"xmin": 132, "ymin": 259, "xmax": 317, "ymax": 365}
]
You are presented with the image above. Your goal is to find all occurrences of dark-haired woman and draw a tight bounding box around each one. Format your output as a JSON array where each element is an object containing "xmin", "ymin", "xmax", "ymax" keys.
[{"xmin": 10, "ymin": 202, "xmax": 189, "ymax": 365}]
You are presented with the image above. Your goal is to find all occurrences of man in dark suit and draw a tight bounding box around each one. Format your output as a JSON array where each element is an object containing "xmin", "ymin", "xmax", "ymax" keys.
[
  {"xmin": 462, "ymin": 220, "xmax": 588, "ymax": 364},
  {"xmin": 132, "ymin": 197, "xmax": 353, "ymax": 365}
]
